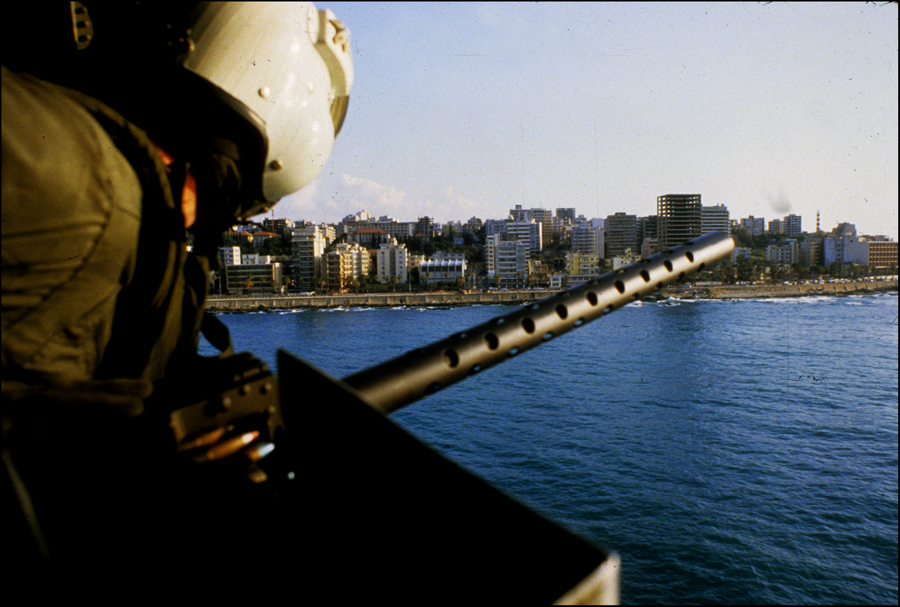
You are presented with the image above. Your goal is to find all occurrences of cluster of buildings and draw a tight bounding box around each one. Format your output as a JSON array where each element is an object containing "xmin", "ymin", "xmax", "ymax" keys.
[
  {"xmin": 733, "ymin": 212, "xmax": 897, "ymax": 273},
  {"xmin": 212, "ymin": 196, "xmax": 897, "ymax": 295}
]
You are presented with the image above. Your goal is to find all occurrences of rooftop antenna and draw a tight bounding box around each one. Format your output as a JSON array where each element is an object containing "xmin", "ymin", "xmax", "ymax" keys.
[
  {"xmin": 520, "ymin": 121, "xmax": 526, "ymax": 207},
  {"xmin": 594, "ymin": 123, "xmax": 600, "ymax": 219}
]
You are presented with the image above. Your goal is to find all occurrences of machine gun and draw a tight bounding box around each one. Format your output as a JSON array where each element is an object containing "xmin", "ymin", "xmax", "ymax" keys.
[{"xmin": 168, "ymin": 232, "xmax": 734, "ymax": 604}]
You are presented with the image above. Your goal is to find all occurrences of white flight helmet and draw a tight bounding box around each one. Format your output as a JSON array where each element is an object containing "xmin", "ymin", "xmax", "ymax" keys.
[{"xmin": 182, "ymin": 2, "xmax": 353, "ymax": 205}]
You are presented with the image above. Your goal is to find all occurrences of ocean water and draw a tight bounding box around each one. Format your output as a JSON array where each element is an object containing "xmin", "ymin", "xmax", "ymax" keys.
[{"xmin": 202, "ymin": 292, "xmax": 898, "ymax": 604}]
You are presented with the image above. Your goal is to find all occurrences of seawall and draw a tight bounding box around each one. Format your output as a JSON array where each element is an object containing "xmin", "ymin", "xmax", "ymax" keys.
[
  {"xmin": 206, "ymin": 290, "xmax": 553, "ymax": 311},
  {"xmin": 704, "ymin": 280, "xmax": 897, "ymax": 300},
  {"xmin": 205, "ymin": 280, "xmax": 898, "ymax": 312}
]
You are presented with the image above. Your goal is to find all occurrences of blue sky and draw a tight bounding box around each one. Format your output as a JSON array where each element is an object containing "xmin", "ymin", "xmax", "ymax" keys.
[{"xmin": 270, "ymin": 2, "xmax": 898, "ymax": 239}]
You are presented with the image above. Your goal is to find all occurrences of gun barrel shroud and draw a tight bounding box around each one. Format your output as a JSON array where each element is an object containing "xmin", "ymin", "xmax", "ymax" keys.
[{"xmin": 343, "ymin": 231, "xmax": 734, "ymax": 413}]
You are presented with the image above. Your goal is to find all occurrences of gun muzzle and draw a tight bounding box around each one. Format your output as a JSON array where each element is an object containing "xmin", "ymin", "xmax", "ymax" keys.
[{"xmin": 342, "ymin": 231, "xmax": 734, "ymax": 413}]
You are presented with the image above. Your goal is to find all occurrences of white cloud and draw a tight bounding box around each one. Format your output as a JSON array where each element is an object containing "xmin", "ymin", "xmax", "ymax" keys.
[
  {"xmin": 341, "ymin": 174, "xmax": 409, "ymax": 214},
  {"xmin": 264, "ymin": 175, "xmax": 494, "ymax": 224},
  {"xmin": 256, "ymin": 174, "xmax": 413, "ymax": 223},
  {"xmin": 443, "ymin": 185, "xmax": 481, "ymax": 220},
  {"xmin": 267, "ymin": 179, "xmax": 320, "ymax": 221}
]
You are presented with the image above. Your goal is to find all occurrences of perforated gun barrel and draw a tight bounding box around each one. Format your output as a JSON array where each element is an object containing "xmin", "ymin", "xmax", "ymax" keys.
[{"xmin": 343, "ymin": 231, "xmax": 735, "ymax": 414}]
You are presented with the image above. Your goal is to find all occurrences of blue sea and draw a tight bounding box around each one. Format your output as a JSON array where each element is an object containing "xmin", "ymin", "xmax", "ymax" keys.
[{"xmin": 202, "ymin": 292, "xmax": 898, "ymax": 604}]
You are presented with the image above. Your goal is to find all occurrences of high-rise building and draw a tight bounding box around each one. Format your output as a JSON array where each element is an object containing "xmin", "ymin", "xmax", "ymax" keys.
[
  {"xmin": 572, "ymin": 222, "xmax": 604, "ymax": 257},
  {"xmin": 556, "ymin": 208, "xmax": 576, "ymax": 222},
  {"xmin": 822, "ymin": 223, "xmax": 857, "ymax": 266},
  {"xmin": 485, "ymin": 233, "xmax": 528, "ymax": 286},
  {"xmin": 800, "ymin": 239, "xmax": 823, "ymax": 268},
  {"xmin": 637, "ymin": 216, "xmax": 659, "ymax": 256},
  {"xmin": 415, "ymin": 216, "xmax": 434, "ymax": 239},
  {"xmin": 605, "ymin": 212, "xmax": 639, "ymax": 257},
  {"xmin": 783, "ymin": 214, "xmax": 802, "ymax": 237},
  {"xmin": 529, "ymin": 208, "xmax": 553, "ymax": 249},
  {"xmin": 657, "ymin": 194, "xmax": 701, "ymax": 249},
  {"xmin": 739, "ymin": 216, "xmax": 766, "ymax": 235},
  {"xmin": 701, "ymin": 204, "xmax": 730, "ymax": 234},
  {"xmin": 376, "ymin": 242, "xmax": 409, "ymax": 284},
  {"xmin": 550, "ymin": 216, "xmax": 570, "ymax": 243},
  {"xmin": 509, "ymin": 204, "xmax": 529, "ymax": 221},
  {"xmin": 292, "ymin": 225, "xmax": 326, "ymax": 290},
  {"xmin": 508, "ymin": 206, "xmax": 551, "ymax": 248},
  {"xmin": 262, "ymin": 217, "xmax": 294, "ymax": 236},
  {"xmin": 505, "ymin": 219, "xmax": 542, "ymax": 254},
  {"xmin": 326, "ymin": 243, "xmax": 371, "ymax": 291}
]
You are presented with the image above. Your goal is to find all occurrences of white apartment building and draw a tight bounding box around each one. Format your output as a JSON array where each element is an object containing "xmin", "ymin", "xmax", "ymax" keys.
[
  {"xmin": 420, "ymin": 258, "xmax": 467, "ymax": 286},
  {"xmin": 822, "ymin": 224, "xmax": 857, "ymax": 266},
  {"xmin": 292, "ymin": 225, "xmax": 327, "ymax": 291},
  {"xmin": 507, "ymin": 205, "xmax": 552, "ymax": 248},
  {"xmin": 505, "ymin": 219, "xmax": 542, "ymax": 254},
  {"xmin": 485, "ymin": 233, "xmax": 528, "ymax": 286},
  {"xmin": 376, "ymin": 242, "xmax": 409, "ymax": 284},
  {"xmin": 218, "ymin": 246, "xmax": 241, "ymax": 266}
]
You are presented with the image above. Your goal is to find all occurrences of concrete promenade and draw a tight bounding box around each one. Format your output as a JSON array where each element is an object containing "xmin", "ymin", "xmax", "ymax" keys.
[
  {"xmin": 205, "ymin": 280, "xmax": 897, "ymax": 312},
  {"xmin": 206, "ymin": 289, "xmax": 552, "ymax": 311},
  {"xmin": 704, "ymin": 279, "xmax": 897, "ymax": 300}
]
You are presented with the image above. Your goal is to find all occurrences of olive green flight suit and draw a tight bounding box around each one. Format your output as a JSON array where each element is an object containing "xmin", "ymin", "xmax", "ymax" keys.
[
  {"xmin": 2, "ymin": 65, "xmax": 207, "ymax": 397},
  {"xmin": 1, "ymin": 65, "xmax": 214, "ymax": 583}
]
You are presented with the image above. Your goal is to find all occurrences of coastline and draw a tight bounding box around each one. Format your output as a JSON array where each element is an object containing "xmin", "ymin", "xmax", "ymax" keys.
[
  {"xmin": 205, "ymin": 279, "xmax": 898, "ymax": 312},
  {"xmin": 703, "ymin": 280, "xmax": 897, "ymax": 300}
]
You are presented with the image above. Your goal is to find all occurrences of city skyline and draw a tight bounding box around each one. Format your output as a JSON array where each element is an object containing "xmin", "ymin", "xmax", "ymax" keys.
[
  {"xmin": 262, "ymin": 203, "xmax": 887, "ymax": 242},
  {"xmin": 257, "ymin": 2, "xmax": 898, "ymax": 240}
]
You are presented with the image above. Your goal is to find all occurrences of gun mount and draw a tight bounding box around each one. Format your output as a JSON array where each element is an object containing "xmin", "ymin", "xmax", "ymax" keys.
[{"xmin": 342, "ymin": 231, "xmax": 735, "ymax": 413}]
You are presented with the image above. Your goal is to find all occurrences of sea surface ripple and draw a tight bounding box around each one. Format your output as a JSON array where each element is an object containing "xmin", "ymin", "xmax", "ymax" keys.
[{"xmin": 206, "ymin": 292, "xmax": 898, "ymax": 604}]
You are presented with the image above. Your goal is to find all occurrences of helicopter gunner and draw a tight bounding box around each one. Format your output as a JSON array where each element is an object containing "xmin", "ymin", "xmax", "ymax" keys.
[{"xmin": 1, "ymin": 1, "xmax": 352, "ymax": 585}]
